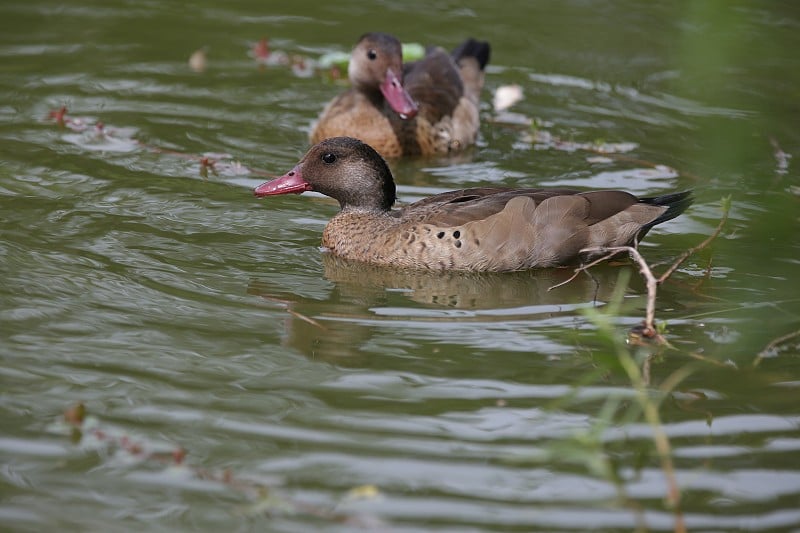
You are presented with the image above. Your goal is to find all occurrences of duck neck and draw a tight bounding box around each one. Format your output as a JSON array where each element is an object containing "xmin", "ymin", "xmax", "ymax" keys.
[
  {"xmin": 336, "ymin": 175, "xmax": 396, "ymax": 213},
  {"xmin": 363, "ymin": 86, "xmax": 387, "ymax": 111},
  {"xmin": 338, "ymin": 196, "xmax": 394, "ymax": 214}
]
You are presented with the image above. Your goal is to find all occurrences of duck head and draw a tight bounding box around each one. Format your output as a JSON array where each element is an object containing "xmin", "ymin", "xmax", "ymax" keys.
[
  {"xmin": 254, "ymin": 137, "xmax": 397, "ymax": 212},
  {"xmin": 348, "ymin": 32, "xmax": 418, "ymax": 119}
]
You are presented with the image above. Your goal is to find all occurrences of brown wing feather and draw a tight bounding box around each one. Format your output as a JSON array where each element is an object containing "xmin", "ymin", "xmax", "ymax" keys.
[
  {"xmin": 403, "ymin": 48, "xmax": 464, "ymax": 123},
  {"xmin": 400, "ymin": 188, "xmax": 584, "ymax": 227}
]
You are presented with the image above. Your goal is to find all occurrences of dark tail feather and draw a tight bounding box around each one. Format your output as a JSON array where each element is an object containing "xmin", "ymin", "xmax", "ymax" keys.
[
  {"xmin": 638, "ymin": 190, "xmax": 693, "ymax": 234},
  {"xmin": 451, "ymin": 38, "xmax": 491, "ymax": 70}
]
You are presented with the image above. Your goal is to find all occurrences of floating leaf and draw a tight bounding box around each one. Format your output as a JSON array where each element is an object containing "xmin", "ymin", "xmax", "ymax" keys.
[
  {"xmin": 63, "ymin": 402, "xmax": 86, "ymax": 426},
  {"xmin": 401, "ymin": 43, "xmax": 425, "ymax": 62},
  {"xmin": 188, "ymin": 47, "xmax": 207, "ymax": 73},
  {"xmin": 343, "ymin": 484, "xmax": 382, "ymax": 502},
  {"xmin": 317, "ymin": 51, "xmax": 350, "ymax": 71},
  {"xmin": 243, "ymin": 487, "xmax": 296, "ymax": 516},
  {"xmin": 493, "ymin": 84, "xmax": 524, "ymax": 112}
]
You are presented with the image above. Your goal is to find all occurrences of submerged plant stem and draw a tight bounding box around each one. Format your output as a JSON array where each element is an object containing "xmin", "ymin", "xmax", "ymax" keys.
[{"xmin": 613, "ymin": 340, "xmax": 685, "ymax": 531}]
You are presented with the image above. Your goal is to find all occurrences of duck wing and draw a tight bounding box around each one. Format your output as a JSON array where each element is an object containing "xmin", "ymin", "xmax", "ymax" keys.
[
  {"xmin": 393, "ymin": 189, "xmax": 688, "ymax": 270},
  {"xmin": 402, "ymin": 48, "xmax": 464, "ymax": 123},
  {"xmin": 400, "ymin": 187, "xmax": 585, "ymax": 227}
]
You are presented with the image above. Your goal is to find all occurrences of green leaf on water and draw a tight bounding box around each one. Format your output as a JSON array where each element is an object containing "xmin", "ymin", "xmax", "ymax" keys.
[{"xmin": 402, "ymin": 43, "xmax": 425, "ymax": 62}]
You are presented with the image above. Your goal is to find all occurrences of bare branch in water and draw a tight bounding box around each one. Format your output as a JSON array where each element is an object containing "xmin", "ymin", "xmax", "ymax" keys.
[
  {"xmin": 580, "ymin": 245, "xmax": 663, "ymax": 341},
  {"xmin": 550, "ymin": 196, "xmax": 731, "ymax": 343}
]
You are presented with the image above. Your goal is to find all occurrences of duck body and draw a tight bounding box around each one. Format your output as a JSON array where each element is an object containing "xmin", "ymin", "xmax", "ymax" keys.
[
  {"xmin": 310, "ymin": 32, "xmax": 491, "ymax": 158},
  {"xmin": 254, "ymin": 137, "xmax": 692, "ymax": 272}
]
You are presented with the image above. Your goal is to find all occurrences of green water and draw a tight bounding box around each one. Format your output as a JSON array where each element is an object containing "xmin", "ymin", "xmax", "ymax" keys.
[{"xmin": 1, "ymin": 1, "xmax": 799, "ymax": 531}]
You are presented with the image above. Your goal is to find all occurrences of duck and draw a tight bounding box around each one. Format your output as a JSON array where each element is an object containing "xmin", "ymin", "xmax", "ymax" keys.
[
  {"xmin": 253, "ymin": 137, "xmax": 693, "ymax": 272},
  {"xmin": 309, "ymin": 32, "xmax": 491, "ymax": 158}
]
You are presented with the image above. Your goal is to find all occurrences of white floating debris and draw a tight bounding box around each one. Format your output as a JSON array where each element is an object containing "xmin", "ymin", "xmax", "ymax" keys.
[
  {"xmin": 493, "ymin": 84, "xmax": 523, "ymax": 112},
  {"xmin": 586, "ymin": 156, "xmax": 614, "ymax": 164},
  {"xmin": 189, "ymin": 47, "xmax": 207, "ymax": 73}
]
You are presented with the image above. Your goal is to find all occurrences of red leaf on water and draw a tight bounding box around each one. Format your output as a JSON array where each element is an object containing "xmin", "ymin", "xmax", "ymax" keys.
[
  {"xmin": 128, "ymin": 443, "xmax": 143, "ymax": 455},
  {"xmin": 63, "ymin": 402, "xmax": 85, "ymax": 426},
  {"xmin": 172, "ymin": 447, "xmax": 187, "ymax": 465},
  {"xmin": 49, "ymin": 106, "xmax": 68, "ymax": 125},
  {"xmin": 253, "ymin": 38, "xmax": 270, "ymax": 61}
]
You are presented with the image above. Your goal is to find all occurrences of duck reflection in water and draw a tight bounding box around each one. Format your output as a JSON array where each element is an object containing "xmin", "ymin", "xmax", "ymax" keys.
[{"xmin": 247, "ymin": 254, "xmax": 641, "ymax": 366}]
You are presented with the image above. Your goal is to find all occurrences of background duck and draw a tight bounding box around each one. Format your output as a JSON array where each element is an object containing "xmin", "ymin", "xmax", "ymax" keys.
[
  {"xmin": 310, "ymin": 32, "xmax": 491, "ymax": 158},
  {"xmin": 254, "ymin": 137, "xmax": 693, "ymax": 272}
]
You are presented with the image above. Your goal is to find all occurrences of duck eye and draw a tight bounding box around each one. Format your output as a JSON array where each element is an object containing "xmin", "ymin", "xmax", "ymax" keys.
[
  {"xmin": 367, "ymin": 49, "xmax": 377, "ymax": 60},
  {"xmin": 322, "ymin": 153, "xmax": 337, "ymax": 164}
]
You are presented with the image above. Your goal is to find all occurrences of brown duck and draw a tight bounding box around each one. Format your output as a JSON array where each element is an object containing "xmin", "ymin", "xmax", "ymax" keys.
[
  {"xmin": 254, "ymin": 137, "xmax": 693, "ymax": 272},
  {"xmin": 309, "ymin": 32, "xmax": 490, "ymax": 158}
]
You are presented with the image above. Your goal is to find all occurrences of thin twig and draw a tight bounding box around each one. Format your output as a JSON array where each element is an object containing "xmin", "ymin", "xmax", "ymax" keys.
[
  {"xmin": 580, "ymin": 246, "xmax": 661, "ymax": 339},
  {"xmin": 685, "ymin": 350, "xmax": 734, "ymax": 368},
  {"xmin": 547, "ymin": 250, "xmax": 627, "ymax": 292},
  {"xmin": 658, "ymin": 197, "xmax": 731, "ymax": 283},
  {"xmin": 753, "ymin": 329, "xmax": 800, "ymax": 368},
  {"xmin": 690, "ymin": 256, "xmax": 715, "ymax": 292},
  {"xmin": 286, "ymin": 308, "xmax": 327, "ymax": 330}
]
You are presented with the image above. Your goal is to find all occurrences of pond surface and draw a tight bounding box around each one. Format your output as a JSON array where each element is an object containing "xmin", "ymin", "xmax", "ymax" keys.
[{"xmin": 2, "ymin": 1, "xmax": 799, "ymax": 531}]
